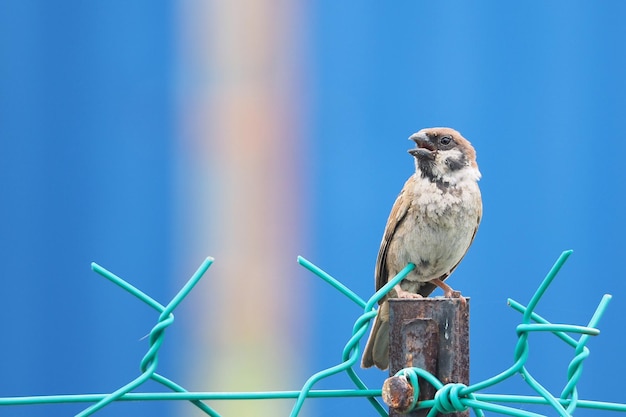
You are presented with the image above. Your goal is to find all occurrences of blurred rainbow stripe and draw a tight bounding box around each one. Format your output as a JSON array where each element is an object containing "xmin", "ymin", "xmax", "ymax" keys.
[{"xmin": 173, "ymin": 1, "xmax": 310, "ymax": 415}]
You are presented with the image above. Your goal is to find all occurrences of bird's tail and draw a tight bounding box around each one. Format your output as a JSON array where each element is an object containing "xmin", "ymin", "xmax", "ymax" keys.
[{"xmin": 360, "ymin": 301, "xmax": 390, "ymax": 370}]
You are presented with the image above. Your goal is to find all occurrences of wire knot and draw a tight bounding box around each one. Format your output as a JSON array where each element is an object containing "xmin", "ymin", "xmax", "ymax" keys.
[
  {"xmin": 433, "ymin": 383, "xmax": 470, "ymax": 414},
  {"xmin": 385, "ymin": 368, "xmax": 475, "ymax": 414}
]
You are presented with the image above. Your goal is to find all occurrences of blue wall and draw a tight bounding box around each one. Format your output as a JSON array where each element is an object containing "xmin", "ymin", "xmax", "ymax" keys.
[
  {"xmin": 0, "ymin": 2, "xmax": 175, "ymax": 416},
  {"xmin": 1, "ymin": 2, "xmax": 625, "ymax": 416},
  {"xmin": 310, "ymin": 2, "xmax": 626, "ymax": 416}
]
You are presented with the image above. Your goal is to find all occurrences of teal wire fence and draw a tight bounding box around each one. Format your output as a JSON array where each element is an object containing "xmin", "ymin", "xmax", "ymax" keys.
[
  {"xmin": 0, "ymin": 250, "xmax": 624, "ymax": 416},
  {"xmin": 389, "ymin": 250, "xmax": 622, "ymax": 416}
]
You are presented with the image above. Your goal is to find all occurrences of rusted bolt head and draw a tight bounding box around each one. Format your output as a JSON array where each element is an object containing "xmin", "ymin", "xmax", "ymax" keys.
[{"xmin": 382, "ymin": 375, "xmax": 415, "ymax": 413}]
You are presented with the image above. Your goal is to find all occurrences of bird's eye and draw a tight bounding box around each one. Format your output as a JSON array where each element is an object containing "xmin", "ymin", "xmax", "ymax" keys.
[{"xmin": 440, "ymin": 136, "xmax": 452, "ymax": 146}]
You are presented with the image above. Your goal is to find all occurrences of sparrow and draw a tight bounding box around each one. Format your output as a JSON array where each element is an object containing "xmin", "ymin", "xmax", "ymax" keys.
[{"xmin": 361, "ymin": 127, "xmax": 482, "ymax": 370}]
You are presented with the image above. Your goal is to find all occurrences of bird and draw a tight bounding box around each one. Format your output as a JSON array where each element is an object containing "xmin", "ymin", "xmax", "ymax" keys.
[{"xmin": 361, "ymin": 127, "xmax": 482, "ymax": 370}]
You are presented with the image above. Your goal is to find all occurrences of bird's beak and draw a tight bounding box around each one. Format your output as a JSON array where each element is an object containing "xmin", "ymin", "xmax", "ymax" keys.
[{"xmin": 408, "ymin": 133, "xmax": 436, "ymax": 160}]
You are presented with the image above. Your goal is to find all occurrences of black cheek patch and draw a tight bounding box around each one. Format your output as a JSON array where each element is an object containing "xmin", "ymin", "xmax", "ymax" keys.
[{"xmin": 445, "ymin": 155, "xmax": 466, "ymax": 171}]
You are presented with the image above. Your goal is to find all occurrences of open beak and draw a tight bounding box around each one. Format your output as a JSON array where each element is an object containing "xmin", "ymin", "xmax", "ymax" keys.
[{"xmin": 408, "ymin": 133, "xmax": 436, "ymax": 160}]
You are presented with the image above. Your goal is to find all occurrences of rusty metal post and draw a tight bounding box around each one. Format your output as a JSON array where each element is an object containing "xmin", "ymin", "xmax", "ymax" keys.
[{"xmin": 384, "ymin": 298, "xmax": 469, "ymax": 417}]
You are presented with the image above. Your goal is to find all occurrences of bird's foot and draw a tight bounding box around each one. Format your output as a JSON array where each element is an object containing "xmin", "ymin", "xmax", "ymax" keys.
[
  {"xmin": 432, "ymin": 279, "xmax": 466, "ymax": 305},
  {"xmin": 393, "ymin": 284, "xmax": 424, "ymax": 299}
]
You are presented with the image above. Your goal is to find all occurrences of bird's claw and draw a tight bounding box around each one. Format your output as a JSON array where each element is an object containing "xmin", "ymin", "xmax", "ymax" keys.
[
  {"xmin": 445, "ymin": 290, "xmax": 467, "ymax": 305},
  {"xmin": 393, "ymin": 284, "xmax": 424, "ymax": 299},
  {"xmin": 446, "ymin": 289, "xmax": 461, "ymax": 298}
]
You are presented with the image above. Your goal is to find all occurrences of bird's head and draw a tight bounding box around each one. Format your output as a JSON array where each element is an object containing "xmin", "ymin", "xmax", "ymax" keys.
[{"xmin": 408, "ymin": 127, "xmax": 481, "ymax": 185}]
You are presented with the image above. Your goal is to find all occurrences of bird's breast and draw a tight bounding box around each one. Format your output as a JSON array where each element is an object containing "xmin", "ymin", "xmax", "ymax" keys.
[{"xmin": 388, "ymin": 178, "xmax": 481, "ymax": 283}]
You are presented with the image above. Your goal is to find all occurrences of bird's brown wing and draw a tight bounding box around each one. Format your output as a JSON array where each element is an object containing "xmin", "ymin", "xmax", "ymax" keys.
[
  {"xmin": 375, "ymin": 179, "xmax": 412, "ymax": 298},
  {"xmin": 417, "ymin": 200, "xmax": 482, "ymax": 297}
]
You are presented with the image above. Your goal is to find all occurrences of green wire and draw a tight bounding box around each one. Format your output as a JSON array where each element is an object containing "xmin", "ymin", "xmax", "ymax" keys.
[
  {"xmin": 288, "ymin": 260, "xmax": 415, "ymax": 417},
  {"xmin": 390, "ymin": 250, "xmax": 617, "ymax": 417},
  {"xmin": 79, "ymin": 257, "xmax": 219, "ymax": 417},
  {"xmin": 0, "ymin": 251, "xmax": 623, "ymax": 417}
]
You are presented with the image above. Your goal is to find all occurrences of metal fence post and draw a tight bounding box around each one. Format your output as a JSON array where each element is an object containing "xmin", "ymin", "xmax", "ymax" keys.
[{"xmin": 383, "ymin": 298, "xmax": 469, "ymax": 417}]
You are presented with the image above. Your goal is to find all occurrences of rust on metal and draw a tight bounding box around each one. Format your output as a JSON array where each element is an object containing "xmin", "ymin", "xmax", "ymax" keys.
[
  {"xmin": 382, "ymin": 375, "xmax": 414, "ymax": 413},
  {"xmin": 386, "ymin": 298, "xmax": 469, "ymax": 417}
]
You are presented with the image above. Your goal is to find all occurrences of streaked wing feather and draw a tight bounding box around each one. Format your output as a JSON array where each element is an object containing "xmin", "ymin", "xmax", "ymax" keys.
[{"xmin": 375, "ymin": 182, "xmax": 412, "ymax": 295}]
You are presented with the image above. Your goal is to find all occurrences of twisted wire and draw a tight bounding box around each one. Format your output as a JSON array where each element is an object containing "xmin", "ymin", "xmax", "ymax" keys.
[
  {"xmin": 77, "ymin": 257, "xmax": 219, "ymax": 417},
  {"xmin": 391, "ymin": 250, "xmax": 617, "ymax": 417},
  {"xmin": 0, "ymin": 250, "xmax": 624, "ymax": 417},
  {"xmin": 289, "ymin": 257, "xmax": 415, "ymax": 417}
]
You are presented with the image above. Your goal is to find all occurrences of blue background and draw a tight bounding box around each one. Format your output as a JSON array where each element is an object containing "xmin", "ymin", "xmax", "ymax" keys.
[{"xmin": 1, "ymin": 2, "xmax": 625, "ymax": 416}]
